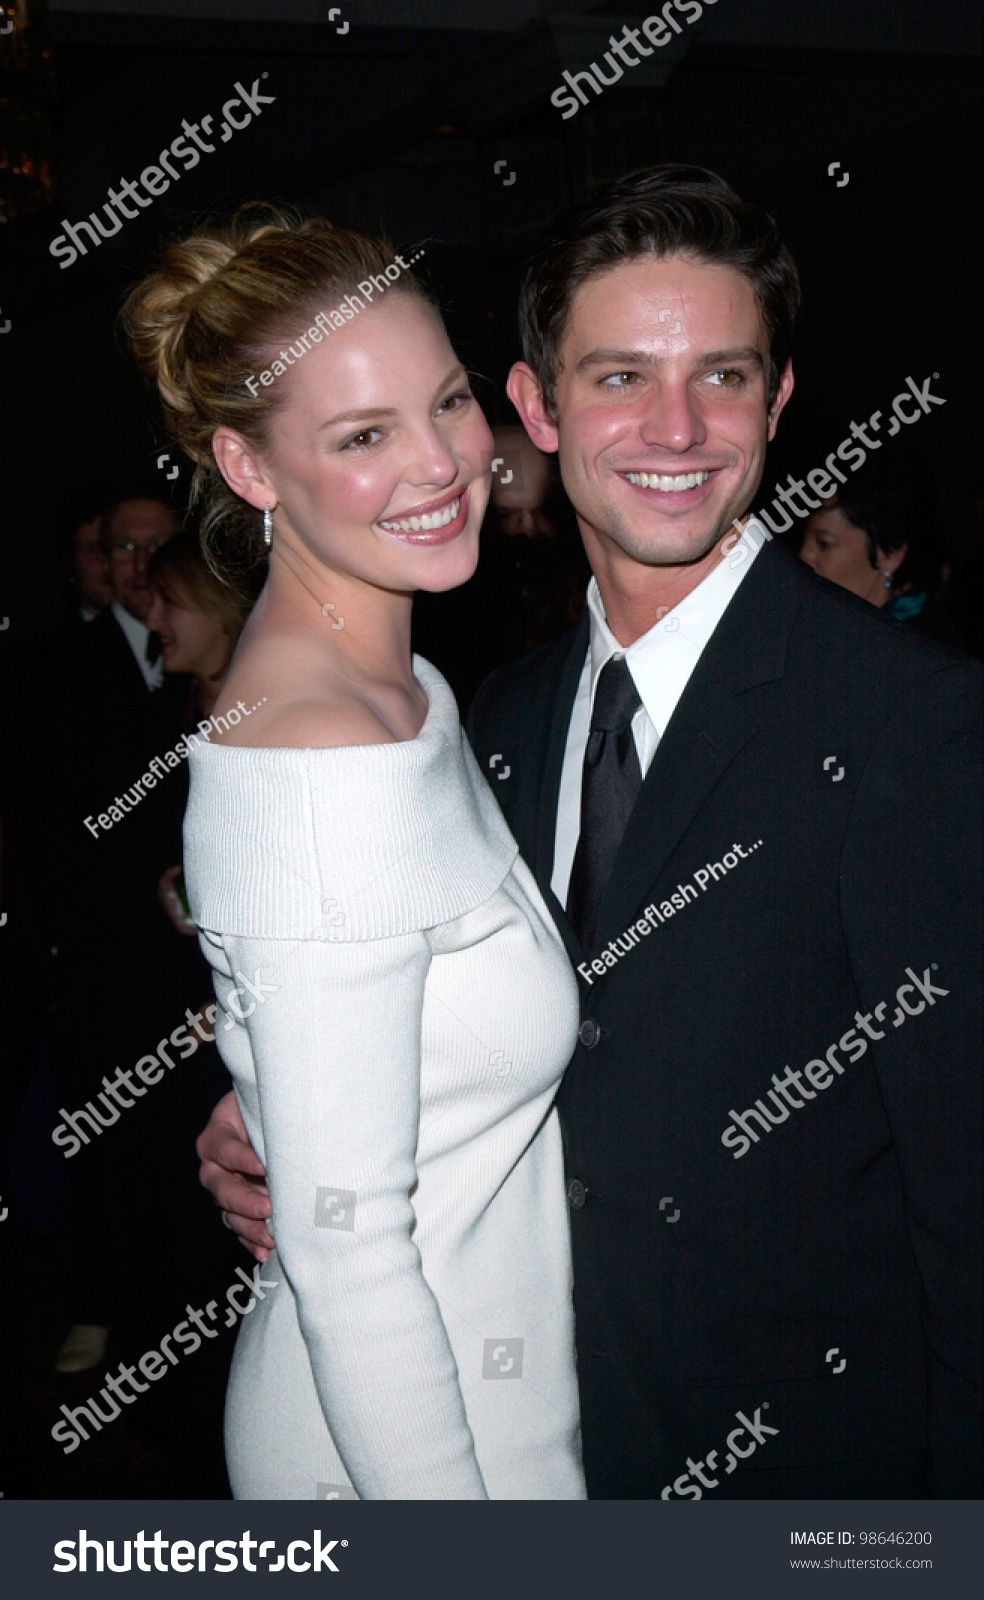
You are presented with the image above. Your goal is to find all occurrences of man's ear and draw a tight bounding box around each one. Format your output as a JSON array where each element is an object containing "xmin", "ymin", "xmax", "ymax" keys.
[
  {"xmin": 506, "ymin": 362, "xmax": 560, "ymax": 455},
  {"xmin": 766, "ymin": 359, "xmax": 795, "ymax": 443},
  {"xmin": 211, "ymin": 428, "xmax": 277, "ymax": 511}
]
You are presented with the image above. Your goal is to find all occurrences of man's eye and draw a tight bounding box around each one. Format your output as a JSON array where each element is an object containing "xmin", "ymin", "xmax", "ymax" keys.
[
  {"xmin": 706, "ymin": 369, "xmax": 745, "ymax": 388},
  {"xmin": 601, "ymin": 371, "xmax": 640, "ymax": 389}
]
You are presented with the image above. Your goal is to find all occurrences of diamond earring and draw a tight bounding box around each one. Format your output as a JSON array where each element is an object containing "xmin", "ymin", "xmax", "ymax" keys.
[
  {"xmin": 882, "ymin": 570, "xmax": 893, "ymax": 590},
  {"xmin": 263, "ymin": 503, "xmax": 273, "ymax": 547}
]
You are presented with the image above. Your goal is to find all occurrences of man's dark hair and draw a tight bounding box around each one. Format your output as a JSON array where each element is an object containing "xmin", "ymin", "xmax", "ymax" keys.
[
  {"xmin": 518, "ymin": 163, "xmax": 801, "ymax": 416},
  {"xmin": 99, "ymin": 480, "xmax": 182, "ymax": 552},
  {"xmin": 54, "ymin": 480, "xmax": 117, "ymax": 572}
]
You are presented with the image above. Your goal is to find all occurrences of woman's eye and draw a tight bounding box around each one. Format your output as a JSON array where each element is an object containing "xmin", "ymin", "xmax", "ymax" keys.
[
  {"xmin": 342, "ymin": 428, "xmax": 383, "ymax": 450},
  {"xmin": 436, "ymin": 389, "xmax": 473, "ymax": 414}
]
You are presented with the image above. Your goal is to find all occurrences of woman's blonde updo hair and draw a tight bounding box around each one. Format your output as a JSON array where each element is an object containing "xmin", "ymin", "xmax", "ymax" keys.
[{"xmin": 121, "ymin": 204, "xmax": 434, "ymax": 578}]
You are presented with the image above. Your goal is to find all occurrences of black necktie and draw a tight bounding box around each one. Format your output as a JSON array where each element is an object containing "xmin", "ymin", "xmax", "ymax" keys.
[
  {"xmin": 145, "ymin": 630, "xmax": 162, "ymax": 665},
  {"xmin": 566, "ymin": 655, "xmax": 643, "ymax": 953}
]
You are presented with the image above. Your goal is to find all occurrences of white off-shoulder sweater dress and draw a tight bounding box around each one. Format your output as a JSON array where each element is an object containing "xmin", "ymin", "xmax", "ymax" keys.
[{"xmin": 183, "ymin": 658, "xmax": 585, "ymax": 1500}]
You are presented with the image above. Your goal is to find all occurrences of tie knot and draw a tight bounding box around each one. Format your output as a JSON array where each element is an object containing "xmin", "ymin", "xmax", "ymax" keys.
[{"xmin": 591, "ymin": 655, "xmax": 641, "ymax": 733}]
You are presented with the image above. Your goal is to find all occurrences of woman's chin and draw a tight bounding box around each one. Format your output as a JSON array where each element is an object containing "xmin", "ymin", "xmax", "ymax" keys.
[{"xmin": 412, "ymin": 533, "xmax": 481, "ymax": 595}]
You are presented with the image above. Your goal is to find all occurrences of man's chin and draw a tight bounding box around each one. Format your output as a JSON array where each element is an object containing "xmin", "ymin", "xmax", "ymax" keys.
[{"xmin": 603, "ymin": 517, "xmax": 729, "ymax": 569}]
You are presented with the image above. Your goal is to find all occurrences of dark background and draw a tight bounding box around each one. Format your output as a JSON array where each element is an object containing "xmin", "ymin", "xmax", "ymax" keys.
[
  {"xmin": 0, "ymin": 0, "xmax": 980, "ymax": 1504},
  {"xmin": 0, "ymin": 0, "xmax": 981, "ymax": 643}
]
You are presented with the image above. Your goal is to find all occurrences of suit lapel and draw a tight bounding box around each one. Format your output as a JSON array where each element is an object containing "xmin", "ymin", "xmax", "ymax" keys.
[
  {"xmin": 531, "ymin": 613, "xmax": 589, "ymax": 967},
  {"xmin": 593, "ymin": 540, "xmax": 806, "ymax": 947}
]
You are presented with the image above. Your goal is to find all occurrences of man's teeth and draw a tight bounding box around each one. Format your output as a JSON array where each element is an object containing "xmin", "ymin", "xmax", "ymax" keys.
[
  {"xmin": 625, "ymin": 471, "xmax": 710, "ymax": 491},
  {"xmin": 380, "ymin": 496, "xmax": 460, "ymax": 533}
]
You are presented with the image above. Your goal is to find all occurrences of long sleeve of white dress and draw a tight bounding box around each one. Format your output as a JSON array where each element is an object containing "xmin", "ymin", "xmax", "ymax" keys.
[
  {"xmin": 184, "ymin": 658, "xmax": 584, "ymax": 1502},
  {"xmin": 213, "ymin": 925, "xmax": 488, "ymax": 1499}
]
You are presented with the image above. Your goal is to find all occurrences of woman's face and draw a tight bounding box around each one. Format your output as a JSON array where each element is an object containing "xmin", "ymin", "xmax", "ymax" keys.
[
  {"xmin": 147, "ymin": 589, "xmax": 229, "ymax": 680},
  {"xmin": 239, "ymin": 293, "xmax": 493, "ymax": 595},
  {"xmin": 799, "ymin": 502, "xmax": 903, "ymax": 606}
]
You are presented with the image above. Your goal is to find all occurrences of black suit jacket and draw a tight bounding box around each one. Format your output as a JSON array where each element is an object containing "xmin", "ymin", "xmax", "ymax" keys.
[
  {"xmin": 467, "ymin": 539, "xmax": 982, "ymax": 1498},
  {"xmin": 2, "ymin": 608, "xmax": 193, "ymax": 1049}
]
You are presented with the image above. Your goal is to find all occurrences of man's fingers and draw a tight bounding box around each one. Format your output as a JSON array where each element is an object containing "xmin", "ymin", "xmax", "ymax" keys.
[
  {"xmin": 195, "ymin": 1123, "xmax": 267, "ymax": 1180},
  {"xmin": 215, "ymin": 1132, "xmax": 268, "ymax": 1180},
  {"xmin": 199, "ymin": 1159, "xmax": 270, "ymax": 1216},
  {"xmin": 220, "ymin": 1210, "xmax": 274, "ymax": 1261},
  {"xmin": 216, "ymin": 1087, "xmax": 248, "ymax": 1141}
]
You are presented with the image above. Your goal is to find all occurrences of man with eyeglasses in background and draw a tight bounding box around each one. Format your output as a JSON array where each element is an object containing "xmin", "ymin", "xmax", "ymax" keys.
[
  {"xmin": 98, "ymin": 491, "xmax": 181, "ymax": 689},
  {"xmin": 40, "ymin": 488, "xmax": 198, "ymax": 1379}
]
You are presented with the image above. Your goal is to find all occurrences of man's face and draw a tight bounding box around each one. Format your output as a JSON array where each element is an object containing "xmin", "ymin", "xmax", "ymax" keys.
[
  {"xmin": 105, "ymin": 499, "xmax": 180, "ymax": 621},
  {"xmin": 526, "ymin": 255, "xmax": 791, "ymax": 572},
  {"xmin": 73, "ymin": 516, "xmax": 113, "ymax": 613},
  {"xmin": 488, "ymin": 428, "xmax": 555, "ymax": 537}
]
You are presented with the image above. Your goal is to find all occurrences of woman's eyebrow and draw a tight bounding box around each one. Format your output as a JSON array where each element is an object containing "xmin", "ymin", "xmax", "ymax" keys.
[
  {"xmin": 430, "ymin": 363, "xmax": 467, "ymax": 400},
  {"xmin": 316, "ymin": 366, "xmax": 468, "ymax": 432},
  {"xmin": 317, "ymin": 405, "xmax": 399, "ymax": 431}
]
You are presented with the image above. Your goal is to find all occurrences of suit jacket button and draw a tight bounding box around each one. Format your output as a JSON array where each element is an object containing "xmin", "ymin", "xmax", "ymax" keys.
[
  {"xmin": 578, "ymin": 1018, "xmax": 601, "ymax": 1048},
  {"xmin": 567, "ymin": 1178, "xmax": 587, "ymax": 1210}
]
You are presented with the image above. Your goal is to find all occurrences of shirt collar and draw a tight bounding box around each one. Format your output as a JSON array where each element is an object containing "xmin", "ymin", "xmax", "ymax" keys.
[
  {"xmin": 585, "ymin": 532, "xmax": 763, "ymax": 737},
  {"xmin": 111, "ymin": 599, "xmax": 161, "ymax": 688}
]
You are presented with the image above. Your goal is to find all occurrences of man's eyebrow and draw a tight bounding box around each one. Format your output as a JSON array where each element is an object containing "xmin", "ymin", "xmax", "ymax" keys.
[
  {"xmin": 316, "ymin": 365, "xmax": 467, "ymax": 431},
  {"xmin": 575, "ymin": 345, "xmax": 765, "ymax": 373}
]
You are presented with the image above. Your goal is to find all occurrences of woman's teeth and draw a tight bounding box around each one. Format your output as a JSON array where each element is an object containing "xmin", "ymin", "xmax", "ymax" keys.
[
  {"xmin": 380, "ymin": 496, "xmax": 460, "ymax": 533},
  {"xmin": 625, "ymin": 471, "xmax": 711, "ymax": 492}
]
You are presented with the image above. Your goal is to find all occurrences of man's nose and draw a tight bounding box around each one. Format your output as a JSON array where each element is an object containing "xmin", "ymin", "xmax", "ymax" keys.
[{"xmin": 637, "ymin": 380, "xmax": 706, "ymax": 451}]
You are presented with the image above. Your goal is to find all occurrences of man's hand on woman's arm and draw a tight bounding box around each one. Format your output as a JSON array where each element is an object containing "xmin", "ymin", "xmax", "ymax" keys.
[{"xmin": 196, "ymin": 1090, "xmax": 276, "ymax": 1262}]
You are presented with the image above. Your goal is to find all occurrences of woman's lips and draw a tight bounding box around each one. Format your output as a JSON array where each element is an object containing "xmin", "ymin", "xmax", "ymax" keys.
[{"xmin": 377, "ymin": 486, "xmax": 469, "ymax": 545}]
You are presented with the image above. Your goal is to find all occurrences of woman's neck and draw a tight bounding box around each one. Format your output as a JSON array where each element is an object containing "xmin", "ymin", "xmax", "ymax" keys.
[
  {"xmin": 264, "ymin": 540, "xmax": 416, "ymax": 692},
  {"xmin": 195, "ymin": 674, "xmax": 221, "ymax": 717}
]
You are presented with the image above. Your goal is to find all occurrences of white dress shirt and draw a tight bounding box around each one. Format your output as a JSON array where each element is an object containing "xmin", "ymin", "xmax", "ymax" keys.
[
  {"xmin": 111, "ymin": 599, "xmax": 163, "ymax": 691},
  {"xmin": 551, "ymin": 539, "xmax": 763, "ymax": 906}
]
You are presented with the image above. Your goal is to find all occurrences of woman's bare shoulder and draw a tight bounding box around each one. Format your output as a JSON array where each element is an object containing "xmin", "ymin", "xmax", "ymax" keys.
[
  {"xmin": 211, "ymin": 688, "xmax": 396, "ymax": 750},
  {"xmin": 210, "ymin": 629, "xmax": 396, "ymax": 750}
]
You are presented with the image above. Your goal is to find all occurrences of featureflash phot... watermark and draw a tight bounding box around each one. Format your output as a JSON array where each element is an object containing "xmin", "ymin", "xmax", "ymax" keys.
[
  {"xmin": 83, "ymin": 697, "xmax": 266, "ymax": 840},
  {"xmin": 243, "ymin": 248, "xmax": 425, "ymax": 396}
]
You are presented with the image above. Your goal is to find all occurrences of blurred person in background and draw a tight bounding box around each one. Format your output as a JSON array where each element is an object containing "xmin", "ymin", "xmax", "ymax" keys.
[
  {"xmin": 484, "ymin": 423, "xmax": 591, "ymax": 655},
  {"xmin": 55, "ymin": 482, "xmax": 115, "ymax": 626},
  {"xmin": 799, "ymin": 447, "xmax": 965, "ymax": 647},
  {"xmin": 146, "ymin": 532, "xmax": 258, "ymax": 936},
  {"xmin": 412, "ymin": 423, "xmax": 589, "ymax": 708},
  {"xmin": 944, "ymin": 479, "xmax": 984, "ymax": 660},
  {"xmin": 44, "ymin": 486, "xmax": 191, "ymax": 1376}
]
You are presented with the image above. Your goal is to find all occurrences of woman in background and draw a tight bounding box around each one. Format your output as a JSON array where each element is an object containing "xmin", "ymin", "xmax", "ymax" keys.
[
  {"xmin": 799, "ymin": 447, "xmax": 965, "ymax": 646},
  {"xmin": 148, "ymin": 530, "xmax": 255, "ymax": 718},
  {"xmin": 148, "ymin": 533, "xmax": 256, "ymax": 932}
]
